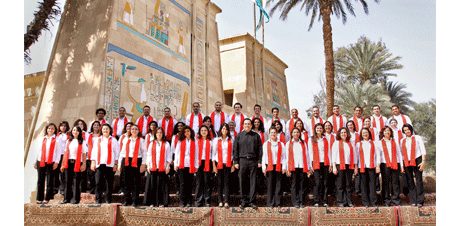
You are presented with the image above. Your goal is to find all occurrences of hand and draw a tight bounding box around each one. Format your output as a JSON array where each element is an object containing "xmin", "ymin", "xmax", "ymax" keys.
[
  {"xmin": 401, "ymin": 168, "xmax": 405, "ymax": 173},
  {"xmin": 53, "ymin": 163, "xmax": 58, "ymax": 170},
  {"xmin": 333, "ymin": 167, "xmax": 338, "ymax": 175},
  {"xmin": 34, "ymin": 163, "xmax": 38, "ymax": 169},
  {"xmin": 213, "ymin": 166, "xmax": 218, "ymax": 174},
  {"xmin": 140, "ymin": 164, "xmax": 146, "ymax": 173},
  {"xmin": 328, "ymin": 165, "xmax": 333, "ymax": 173},
  {"xmin": 418, "ymin": 161, "xmax": 426, "ymax": 171},
  {"xmin": 263, "ymin": 169, "xmax": 266, "ymax": 176},
  {"xmin": 286, "ymin": 171, "xmax": 291, "ymax": 177},
  {"xmin": 307, "ymin": 171, "xmax": 312, "ymax": 177},
  {"xmin": 258, "ymin": 163, "xmax": 262, "ymax": 168},
  {"xmin": 113, "ymin": 164, "xmax": 118, "ymax": 172},
  {"xmin": 282, "ymin": 169, "xmax": 286, "ymax": 175},
  {"xmin": 60, "ymin": 166, "xmax": 65, "ymax": 173},
  {"xmin": 231, "ymin": 166, "xmax": 235, "ymax": 173},
  {"xmin": 353, "ymin": 168, "xmax": 358, "ymax": 176},
  {"xmin": 234, "ymin": 164, "xmax": 239, "ymax": 170},
  {"xmin": 376, "ymin": 167, "xmax": 380, "ymax": 174},
  {"xmin": 166, "ymin": 166, "xmax": 170, "ymax": 174},
  {"xmin": 90, "ymin": 162, "xmax": 96, "ymax": 172},
  {"xmin": 174, "ymin": 166, "xmax": 179, "ymax": 171},
  {"xmin": 80, "ymin": 164, "xmax": 86, "ymax": 172},
  {"xmin": 118, "ymin": 164, "xmax": 122, "ymax": 172}
]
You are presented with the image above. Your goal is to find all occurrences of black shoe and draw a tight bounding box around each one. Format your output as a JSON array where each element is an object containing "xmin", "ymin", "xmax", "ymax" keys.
[
  {"xmin": 239, "ymin": 204, "xmax": 245, "ymax": 209},
  {"xmin": 313, "ymin": 203, "xmax": 319, "ymax": 207},
  {"xmin": 323, "ymin": 203, "xmax": 328, "ymax": 207},
  {"xmin": 294, "ymin": 205, "xmax": 300, "ymax": 208},
  {"xmin": 337, "ymin": 204, "xmax": 345, "ymax": 207},
  {"xmin": 70, "ymin": 200, "xmax": 79, "ymax": 204},
  {"xmin": 59, "ymin": 200, "xmax": 69, "ymax": 204},
  {"xmin": 185, "ymin": 204, "xmax": 191, "ymax": 208},
  {"xmin": 411, "ymin": 203, "xmax": 416, "ymax": 207},
  {"xmin": 417, "ymin": 204, "xmax": 423, "ymax": 207},
  {"xmin": 205, "ymin": 204, "xmax": 211, "ymax": 207},
  {"xmin": 249, "ymin": 203, "xmax": 257, "ymax": 209},
  {"xmin": 122, "ymin": 202, "xmax": 130, "ymax": 206},
  {"xmin": 179, "ymin": 204, "xmax": 185, "ymax": 208},
  {"xmin": 300, "ymin": 204, "xmax": 305, "ymax": 208},
  {"xmin": 348, "ymin": 203, "xmax": 354, "ymax": 207}
]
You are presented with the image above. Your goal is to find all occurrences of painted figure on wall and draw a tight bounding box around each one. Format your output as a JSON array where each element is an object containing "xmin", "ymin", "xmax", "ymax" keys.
[
  {"xmin": 123, "ymin": 0, "xmax": 134, "ymax": 25},
  {"xmin": 149, "ymin": 0, "xmax": 169, "ymax": 45},
  {"xmin": 177, "ymin": 22, "xmax": 186, "ymax": 56}
]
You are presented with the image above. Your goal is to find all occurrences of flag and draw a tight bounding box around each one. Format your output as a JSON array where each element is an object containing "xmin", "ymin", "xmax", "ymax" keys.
[{"xmin": 255, "ymin": 0, "xmax": 270, "ymax": 30}]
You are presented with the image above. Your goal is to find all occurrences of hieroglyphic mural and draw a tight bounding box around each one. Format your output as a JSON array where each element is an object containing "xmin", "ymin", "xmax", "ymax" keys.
[
  {"xmin": 103, "ymin": 56, "xmax": 122, "ymax": 121},
  {"xmin": 194, "ymin": 17, "xmax": 206, "ymax": 106},
  {"xmin": 148, "ymin": 0, "xmax": 169, "ymax": 45},
  {"xmin": 122, "ymin": 0, "xmax": 134, "ymax": 25}
]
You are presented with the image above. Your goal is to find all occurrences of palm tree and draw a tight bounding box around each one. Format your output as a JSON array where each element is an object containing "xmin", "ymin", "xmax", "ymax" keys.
[
  {"xmin": 334, "ymin": 36, "xmax": 403, "ymax": 84},
  {"xmin": 24, "ymin": 0, "xmax": 61, "ymax": 63},
  {"xmin": 384, "ymin": 81, "xmax": 415, "ymax": 114},
  {"xmin": 335, "ymin": 80, "xmax": 393, "ymax": 117},
  {"xmin": 268, "ymin": 0, "xmax": 378, "ymax": 117}
]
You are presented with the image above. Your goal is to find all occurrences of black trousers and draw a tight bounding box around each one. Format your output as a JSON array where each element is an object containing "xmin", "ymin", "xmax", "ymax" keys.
[
  {"xmin": 95, "ymin": 164, "xmax": 115, "ymax": 203},
  {"xmin": 290, "ymin": 168, "xmax": 306, "ymax": 206},
  {"xmin": 195, "ymin": 160, "xmax": 213, "ymax": 205},
  {"xmin": 405, "ymin": 156, "xmax": 424, "ymax": 205},
  {"xmin": 313, "ymin": 163, "xmax": 329, "ymax": 204},
  {"xmin": 381, "ymin": 163, "xmax": 401, "ymax": 205},
  {"xmin": 266, "ymin": 167, "xmax": 282, "ymax": 207},
  {"xmin": 57, "ymin": 155, "xmax": 65, "ymax": 194},
  {"xmin": 121, "ymin": 158, "xmax": 143, "ymax": 205},
  {"xmin": 64, "ymin": 160, "xmax": 82, "ymax": 203},
  {"xmin": 336, "ymin": 164, "xmax": 353, "ymax": 206},
  {"xmin": 53, "ymin": 156, "xmax": 63, "ymax": 194},
  {"xmin": 217, "ymin": 166, "xmax": 231, "ymax": 203},
  {"xmin": 36, "ymin": 162, "xmax": 55, "ymax": 201},
  {"xmin": 178, "ymin": 168, "xmax": 194, "ymax": 206},
  {"xmin": 360, "ymin": 168, "xmax": 377, "ymax": 206},
  {"xmin": 144, "ymin": 171, "xmax": 167, "ymax": 206},
  {"xmin": 81, "ymin": 160, "xmax": 96, "ymax": 193},
  {"xmin": 238, "ymin": 158, "xmax": 258, "ymax": 206},
  {"xmin": 354, "ymin": 173, "xmax": 361, "ymax": 194}
]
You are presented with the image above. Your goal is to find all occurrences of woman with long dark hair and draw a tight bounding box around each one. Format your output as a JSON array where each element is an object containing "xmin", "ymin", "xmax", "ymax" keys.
[
  {"xmin": 356, "ymin": 128, "xmax": 380, "ymax": 207},
  {"xmin": 308, "ymin": 123, "xmax": 331, "ymax": 207},
  {"xmin": 195, "ymin": 125, "xmax": 214, "ymax": 207},
  {"xmin": 60, "ymin": 126, "xmax": 88, "ymax": 204},
  {"xmin": 212, "ymin": 123, "xmax": 233, "ymax": 208},
  {"xmin": 174, "ymin": 126, "xmax": 198, "ymax": 207}
]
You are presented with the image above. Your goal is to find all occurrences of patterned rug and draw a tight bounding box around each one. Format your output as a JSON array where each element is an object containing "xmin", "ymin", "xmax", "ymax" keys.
[
  {"xmin": 24, "ymin": 203, "xmax": 117, "ymax": 226},
  {"xmin": 117, "ymin": 206, "xmax": 212, "ymax": 226},
  {"xmin": 213, "ymin": 207, "xmax": 310, "ymax": 226},
  {"xmin": 310, "ymin": 207, "xmax": 398, "ymax": 226},
  {"xmin": 398, "ymin": 206, "xmax": 436, "ymax": 226}
]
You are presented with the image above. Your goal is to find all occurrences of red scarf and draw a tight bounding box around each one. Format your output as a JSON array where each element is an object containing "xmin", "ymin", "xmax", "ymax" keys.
[
  {"xmin": 339, "ymin": 141, "xmax": 355, "ymax": 170},
  {"xmin": 328, "ymin": 134, "xmax": 335, "ymax": 150},
  {"xmin": 381, "ymin": 139, "xmax": 398, "ymax": 170},
  {"xmin": 217, "ymin": 138, "xmax": 233, "ymax": 169},
  {"xmin": 87, "ymin": 134, "xmax": 95, "ymax": 160},
  {"xmin": 279, "ymin": 132, "xmax": 286, "ymax": 144},
  {"xmin": 150, "ymin": 140, "xmax": 166, "ymax": 172},
  {"xmin": 211, "ymin": 111, "xmax": 225, "ymax": 128},
  {"xmin": 145, "ymin": 134, "xmax": 153, "ymax": 151},
  {"xmin": 257, "ymin": 131, "xmax": 265, "ymax": 143},
  {"xmin": 124, "ymin": 137, "xmax": 141, "ymax": 167},
  {"xmin": 62, "ymin": 141, "xmax": 83, "ymax": 172},
  {"xmin": 402, "ymin": 136, "xmax": 417, "ymax": 167},
  {"xmin": 311, "ymin": 117, "xmax": 324, "ymax": 132},
  {"xmin": 231, "ymin": 113, "xmax": 245, "ymax": 131},
  {"xmin": 97, "ymin": 137, "xmax": 112, "ymax": 165},
  {"xmin": 112, "ymin": 117, "xmax": 128, "ymax": 137},
  {"xmin": 289, "ymin": 118, "xmax": 299, "ymax": 133},
  {"xmin": 372, "ymin": 116, "xmax": 384, "ymax": 130},
  {"xmin": 40, "ymin": 136, "xmax": 57, "ymax": 167},
  {"xmin": 359, "ymin": 140, "xmax": 375, "ymax": 173},
  {"xmin": 370, "ymin": 129, "xmax": 376, "ymax": 141},
  {"xmin": 179, "ymin": 140, "xmax": 196, "ymax": 173},
  {"xmin": 397, "ymin": 130, "xmax": 403, "ymax": 144},
  {"xmin": 190, "ymin": 113, "xmax": 203, "ymax": 129},
  {"xmin": 302, "ymin": 131, "xmax": 309, "ymax": 145},
  {"xmin": 313, "ymin": 137, "xmax": 329, "ymax": 169},
  {"xmin": 288, "ymin": 140, "xmax": 308, "ymax": 173},
  {"xmin": 173, "ymin": 135, "xmax": 179, "ymax": 148},
  {"xmin": 353, "ymin": 116, "xmax": 362, "ymax": 131},
  {"xmin": 198, "ymin": 139, "xmax": 212, "ymax": 172},
  {"xmin": 332, "ymin": 114, "xmax": 343, "ymax": 134},
  {"xmin": 162, "ymin": 117, "xmax": 174, "ymax": 141},
  {"xmin": 267, "ymin": 141, "xmax": 283, "ymax": 172},
  {"xmin": 138, "ymin": 115, "xmax": 153, "ymax": 135},
  {"xmin": 354, "ymin": 132, "xmax": 361, "ymax": 144}
]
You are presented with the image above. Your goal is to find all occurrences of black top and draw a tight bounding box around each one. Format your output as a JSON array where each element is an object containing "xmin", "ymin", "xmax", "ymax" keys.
[{"xmin": 232, "ymin": 130, "xmax": 263, "ymax": 164}]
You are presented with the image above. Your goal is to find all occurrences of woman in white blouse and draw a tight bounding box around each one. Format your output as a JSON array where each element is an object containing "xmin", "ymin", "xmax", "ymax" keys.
[
  {"xmin": 285, "ymin": 128, "xmax": 311, "ymax": 208},
  {"xmin": 308, "ymin": 123, "xmax": 331, "ymax": 207},
  {"xmin": 143, "ymin": 127, "xmax": 171, "ymax": 207},
  {"xmin": 34, "ymin": 123, "xmax": 62, "ymax": 204},
  {"xmin": 60, "ymin": 126, "xmax": 88, "ymax": 204},
  {"xmin": 212, "ymin": 123, "xmax": 233, "ymax": 208},
  {"xmin": 90, "ymin": 124, "xmax": 120, "ymax": 204},
  {"xmin": 195, "ymin": 125, "xmax": 213, "ymax": 207},
  {"xmin": 356, "ymin": 128, "xmax": 380, "ymax": 207},
  {"xmin": 332, "ymin": 127, "xmax": 357, "ymax": 207},
  {"xmin": 174, "ymin": 126, "xmax": 199, "ymax": 207},
  {"xmin": 401, "ymin": 124, "xmax": 427, "ymax": 207},
  {"xmin": 377, "ymin": 126, "xmax": 404, "ymax": 206},
  {"xmin": 117, "ymin": 124, "xmax": 146, "ymax": 206},
  {"xmin": 262, "ymin": 127, "xmax": 286, "ymax": 208}
]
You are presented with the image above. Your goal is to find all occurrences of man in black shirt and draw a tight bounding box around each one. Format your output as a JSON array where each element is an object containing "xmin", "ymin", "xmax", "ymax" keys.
[{"xmin": 233, "ymin": 118, "xmax": 263, "ymax": 209}]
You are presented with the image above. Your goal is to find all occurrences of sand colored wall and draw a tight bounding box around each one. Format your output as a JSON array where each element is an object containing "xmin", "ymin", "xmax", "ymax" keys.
[{"xmin": 24, "ymin": 71, "xmax": 45, "ymax": 147}]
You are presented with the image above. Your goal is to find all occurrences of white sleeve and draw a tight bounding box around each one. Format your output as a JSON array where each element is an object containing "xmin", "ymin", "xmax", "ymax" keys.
[
  {"xmin": 54, "ymin": 139, "xmax": 62, "ymax": 163},
  {"xmin": 165, "ymin": 142, "xmax": 172, "ymax": 165},
  {"xmin": 90, "ymin": 140, "xmax": 98, "ymax": 161},
  {"xmin": 282, "ymin": 143, "xmax": 287, "ymax": 171},
  {"xmin": 308, "ymin": 140, "xmax": 313, "ymax": 166},
  {"xmin": 145, "ymin": 142, "xmax": 152, "ymax": 168},
  {"xmin": 396, "ymin": 142, "xmax": 404, "ymax": 168},
  {"xmin": 417, "ymin": 136, "xmax": 427, "ymax": 156},
  {"xmin": 82, "ymin": 140, "xmax": 88, "ymax": 154},
  {"xmin": 353, "ymin": 143, "xmax": 358, "ymax": 165},
  {"xmin": 211, "ymin": 138, "xmax": 218, "ymax": 162},
  {"xmin": 262, "ymin": 142, "xmax": 268, "ymax": 171},
  {"xmin": 141, "ymin": 139, "xmax": 147, "ymax": 165},
  {"xmin": 118, "ymin": 139, "xmax": 125, "ymax": 166},
  {"xmin": 195, "ymin": 141, "xmax": 200, "ymax": 170},
  {"xmin": 331, "ymin": 142, "xmax": 338, "ymax": 165},
  {"xmin": 113, "ymin": 139, "xmax": 120, "ymax": 165},
  {"xmin": 174, "ymin": 141, "xmax": 180, "ymax": 166}
]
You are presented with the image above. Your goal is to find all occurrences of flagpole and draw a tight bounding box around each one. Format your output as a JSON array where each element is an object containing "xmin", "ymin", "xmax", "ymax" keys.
[
  {"xmin": 261, "ymin": 7, "xmax": 266, "ymax": 116},
  {"xmin": 253, "ymin": 2, "xmax": 258, "ymax": 106}
]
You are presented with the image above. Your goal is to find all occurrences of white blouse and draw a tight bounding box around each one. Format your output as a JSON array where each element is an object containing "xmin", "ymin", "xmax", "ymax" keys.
[
  {"xmin": 66, "ymin": 139, "xmax": 88, "ymax": 160},
  {"xmin": 212, "ymin": 137, "xmax": 232, "ymax": 164},
  {"xmin": 118, "ymin": 137, "xmax": 146, "ymax": 165},
  {"xmin": 331, "ymin": 140, "xmax": 358, "ymax": 165},
  {"xmin": 174, "ymin": 139, "xmax": 199, "ymax": 169},
  {"xmin": 285, "ymin": 140, "xmax": 311, "ymax": 170},
  {"xmin": 35, "ymin": 135, "xmax": 63, "ymax": 163},
  {"xmin": 376, "ymin": 138, "xmax": 404, "ymax": 169},
  {"xmin": 356, "ymin": 140, "xmax": 381, "ymax": 168},
  {"xmin": 90, "ymin": 136, "xmax": 120, "ymax": 167},
  {"xmin": 308, "ymin": 137, "xmax": 330, "ymax": 164},
  {"xmin": 145, "ymin": 140, "xmax": 172, "ymax": 170},
  {"xmin": 400, "ymin": 135, "xmax": 426, "ymax": 161},
  {"xmin": 262, "ymin": 140, "xmax": 287, "ymax": 171}
]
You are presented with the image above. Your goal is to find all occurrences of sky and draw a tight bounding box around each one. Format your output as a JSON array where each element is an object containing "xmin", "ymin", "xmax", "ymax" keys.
[{"xmin": 24, "ymin": 0, "xmax": 436, "ymax": 120}]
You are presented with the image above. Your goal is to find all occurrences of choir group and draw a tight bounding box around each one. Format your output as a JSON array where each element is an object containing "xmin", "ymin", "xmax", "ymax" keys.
[{"xmin": 33, "ymin": 101, "xmax": 426, "ymax": 208}]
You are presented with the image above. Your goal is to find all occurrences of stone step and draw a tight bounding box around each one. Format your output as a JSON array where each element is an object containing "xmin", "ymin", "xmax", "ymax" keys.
[{"xmin": 48, "ymin": 192, "xmax": 435, "ymax": 207}]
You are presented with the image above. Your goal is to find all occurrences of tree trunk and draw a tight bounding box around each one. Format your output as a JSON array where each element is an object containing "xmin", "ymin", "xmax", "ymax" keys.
[{"xmin": 320, "ymin": 1, "xmax": 335, "ymax": 117}]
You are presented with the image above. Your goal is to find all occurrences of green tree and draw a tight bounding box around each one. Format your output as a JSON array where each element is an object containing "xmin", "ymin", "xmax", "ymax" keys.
[
  {"xmin": 268, "ymin": 0, "xmax": 378, "ymax": 117},
  {"xmin": 385, "ymin": 81, "xmax": 415, "ymax": 114},
  {"xmin": 334, "ymin": 36, "xmax": 403, "ymax": 84},
  {"xmin": 24, "ymin": 0, "xmax": 61, "ymax": 63},
  {"xmin": 409, "ymin": 100, "xmax": 436, "ymax": 172}
]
